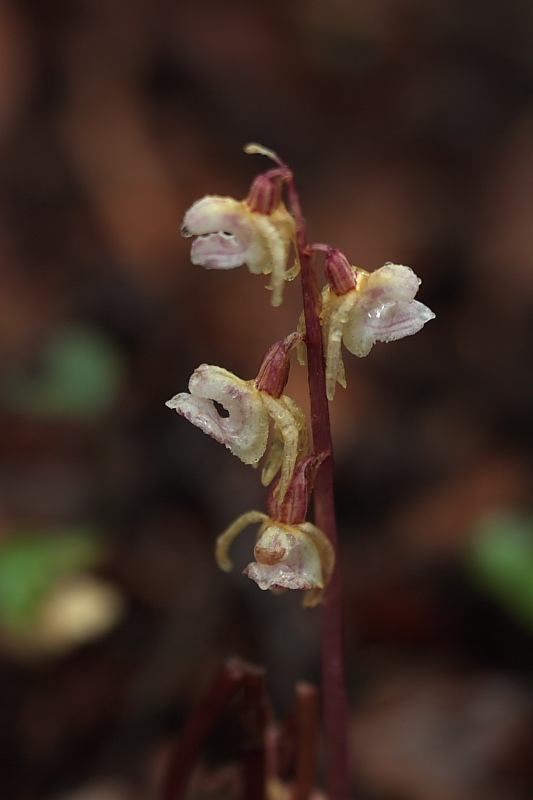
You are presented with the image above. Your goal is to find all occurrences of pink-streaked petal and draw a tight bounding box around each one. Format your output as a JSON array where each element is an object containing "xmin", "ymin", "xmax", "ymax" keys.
[
  {"xmin": 182, "ymin": 195, "xmax": 269, "ymax": 271},
  {"xmin": 191, "ymin": 229, "xmax": 268, "ymax": 271},
  {"xmin": 359, "ymin": 263, "xmax": 421, "ymax": 308},
  {"xmin": 190, "ymin": 233, "xmax": 251, "ymax": 270},
  {"xmin": 181, "ymin": 195, "xmax": 249, "ymax": 237},
  {"xmin": 341, "ymin": 265, "xmax": 435, "ymax": 356},
  {"xmin": 166, "ymin": 364, "xmax": 269, "ymax": 464},
  {"xmin": 366, "ymin": 299, "xmax": 436, "ymax": 343}
]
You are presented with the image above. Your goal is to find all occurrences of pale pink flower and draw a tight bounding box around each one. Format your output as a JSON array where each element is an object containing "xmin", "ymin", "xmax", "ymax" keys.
[
  {"xmin": 214, "ymin": 455, "xmax": 334, "ymax": 607},
  {"xmin": 321, "ymin": 259, "xmax": 435, "ymax": 399},
  {"xmin": 216, "ymin": 513, "xmax": 333, "ymax": 608},
  {"xmin": 166, "ymin": 363, "xmax": 307, "ymax": 501},
  {"xmin": 166, "ymin": 364, "xmax": 269, "ymax": 465},
  {"xmin": 181, "ymin": 194, "xmax": 297, "ymax": 307}
]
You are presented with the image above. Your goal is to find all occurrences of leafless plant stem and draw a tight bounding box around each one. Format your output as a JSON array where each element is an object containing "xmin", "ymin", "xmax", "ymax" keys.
[{"xmin": 285, "ymin": 176, "xmax": 351, "ymax": 800}]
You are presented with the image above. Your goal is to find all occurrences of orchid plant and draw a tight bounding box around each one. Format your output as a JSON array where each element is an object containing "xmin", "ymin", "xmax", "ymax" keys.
[{"xmin": 166, "ymin": 144, "xmax": 434, "ymax": 800}]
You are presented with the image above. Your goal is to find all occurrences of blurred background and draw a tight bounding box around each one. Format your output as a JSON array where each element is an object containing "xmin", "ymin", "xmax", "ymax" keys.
[{"xmin": 2, "ymin": 0, "xmax": 533, "ymax": 798}]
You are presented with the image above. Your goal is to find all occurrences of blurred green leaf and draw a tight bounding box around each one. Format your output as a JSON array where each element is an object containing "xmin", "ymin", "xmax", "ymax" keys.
[
  {"xmin": 465, "ymin": 511, "xmax": 533, "ymax": 630},
  {"xmin": 0, "ymin": 527, "xmax": 105, "ymax": 631},
  {"xmin": 1, "ymin": 326, "xmax": 125, "ymax": 420}
]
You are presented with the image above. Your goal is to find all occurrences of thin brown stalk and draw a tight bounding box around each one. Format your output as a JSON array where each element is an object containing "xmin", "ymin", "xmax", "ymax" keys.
[
  {"xmin": 161, "ymin": 658, "xmax": 245, "ymax": 800},
  {"xmin": 285, "ymin": 176, "xmax": 351, "ymax": 800},
  {"xmin": 240, "ymin": 666, "xmax": 271, "ymax": 800},
  {"xmin": 292, "ymin": 683, "xmax": 320, "ymax": 800}
]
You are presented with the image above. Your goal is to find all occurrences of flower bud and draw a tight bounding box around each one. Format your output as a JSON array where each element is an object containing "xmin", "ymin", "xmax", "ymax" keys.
[
  {"xmin": 325, "ymin": 248, "xmax": 357, "ymax": 295},
  {"xmin": 267, "ymin": 453, "xmax": 327, "ymax": 526},
  {"xmin": 245, "ymin": 169, "xmax": 287, "ymax": 215},
  {"xmin": 254, "ymin": 332, "xmax": 303, "ymax": 399}
]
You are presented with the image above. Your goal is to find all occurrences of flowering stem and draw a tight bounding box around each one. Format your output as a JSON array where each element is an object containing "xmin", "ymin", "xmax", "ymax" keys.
[
  {"xmin": 162, "ymin": 659, "xmax": 271, "ymax": 800},
  {"xmin": 161, "ymin": 658, "xmax": 245, "ymax": 800},
  {"xmin": 292, "ymin": 683, "xmax": 320, "ymax": 800},
  {"xmin": 285, "ymin": 177, "xmax": 351, "ymax": 800},
  {"xmin": 240, "ymin": 665, "xmax": 271, "ymax": 800}
]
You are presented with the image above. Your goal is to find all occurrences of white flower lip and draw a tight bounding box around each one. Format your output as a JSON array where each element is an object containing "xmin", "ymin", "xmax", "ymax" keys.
[
  {"xmin": 167, "ymin": 363, "xmax": 308, "ymax": 501},
  {"xmin": 166, "ymin": 364, "xmax": 270, "ymax": 465}
]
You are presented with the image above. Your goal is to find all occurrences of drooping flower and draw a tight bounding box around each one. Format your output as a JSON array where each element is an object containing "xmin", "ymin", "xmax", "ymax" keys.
[
  {"xmin": 166, "ymin": 364, "xmax": 270, "ymax": 465},
  {"xmin": 319, "ymin": 250, "xmax": 435, "ymax": 399},
  {"xmin": 181, "ymin": 163, "xmax": 297, "ymax": 306},
  {"xmin": 166, "ymin": 335, "xmax": 308, "ymax": 501},
  {"xmin": 215, "ymin": 456, "xmax": 334, "ymax": 607}
]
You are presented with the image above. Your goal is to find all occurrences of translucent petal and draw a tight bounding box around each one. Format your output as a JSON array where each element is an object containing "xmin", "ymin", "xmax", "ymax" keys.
[
  {"xmin": 166, "ymin": 365, "xmax": 269, "ymax": 464},
  {"xmin": 252, "ymin": 206, "xmax": 296, "ymax": 306},
  {"xmin": 342, "ymin": 264, "xmax": 435, "ymax": 357},
  {"xmin": 284, "ymin": 256, "xmax": 301, "ymax": 282},
  {"xmin": 261, "ymin": 397, "xmax": 308, "ymax": 491},
  {"xmin": 299, "ymin": 523, "xmax": 335, "ymax": 589},
  {"xmin": 260, "ymin": 431, "xmax": 285, "ymax": 488},
  {"xmin": 365, "ymin": 299, "xmax": 436, "ymax": 343},
  {"xmin": 341, "ymin": 305, "xmax": 377, "ymax": 357},
  {"xmin": 260, "ymin": 393, "xmax": 308, "ymax": 501},
  {"xmin": 282, "ymin": 395, "xmax": 308, "ymax": 459},
  {"xmin": 183, "ymin": 196, "xmax": 268, "ymax": 270},
  {"xmin": 321, "ymin": 289, "xmax": 357, "ymax": 399},
  {"xmin": 343, "ymin": 299, "xmax": 435, "ymax": 355},
  {"xmin": 359, "ymin": 263, "xmax": 421, "ymax": 307}
]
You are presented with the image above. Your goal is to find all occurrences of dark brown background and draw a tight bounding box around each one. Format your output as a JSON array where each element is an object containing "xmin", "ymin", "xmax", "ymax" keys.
[{"xmin": 2, "ymin": 1, "xmax": 533, "ymax": 798}]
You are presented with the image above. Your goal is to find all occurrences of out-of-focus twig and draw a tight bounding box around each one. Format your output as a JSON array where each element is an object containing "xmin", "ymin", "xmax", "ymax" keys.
[{"xmin": 161, "ymin": 658, "xmax": 245, "ymax": 800}]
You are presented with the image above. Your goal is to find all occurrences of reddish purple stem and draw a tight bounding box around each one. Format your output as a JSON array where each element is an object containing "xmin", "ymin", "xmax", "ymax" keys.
[
  {"xmin": 285, "ymin": 175, "xmax": 351, "ymax": 800},
  {"xmin": 161, "ymin": 658, "xmax": 270, "ymax": 800},
  {"xmin": 240, "ymin": 666, "xmax": 271, "ymax": 800},
  {"xmin": 292, "ymin": 683, "xmax": 320, "ymax": 800}
]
